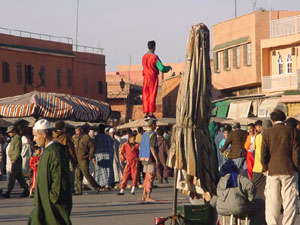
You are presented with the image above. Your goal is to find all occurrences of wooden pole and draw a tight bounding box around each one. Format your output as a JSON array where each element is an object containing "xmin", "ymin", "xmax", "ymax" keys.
[{"xmin": 171, "ymin": 169, "xmax": 178, "ymax": 225}]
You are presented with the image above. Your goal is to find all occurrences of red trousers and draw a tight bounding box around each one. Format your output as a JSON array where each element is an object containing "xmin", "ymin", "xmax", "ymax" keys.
[
  {"xmin": 120, "ymin": 159, "xmax": 138, "ymax": 189},
  {"xmin": 143, "ymin": 74, "xmax": 158, "ymax": 113},
  {"xmin": 143, "ymin": 172, "xmax": 155, "ymax": 193},
  {"xmin": 247, "ymin": 151, "xmax": 254, "ymax": 180}
]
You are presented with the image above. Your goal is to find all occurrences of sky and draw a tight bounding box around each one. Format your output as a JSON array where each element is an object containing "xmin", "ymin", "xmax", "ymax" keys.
[{"xmin": 1, "ymin": 0, "xmax": 299, "ymax": 72}]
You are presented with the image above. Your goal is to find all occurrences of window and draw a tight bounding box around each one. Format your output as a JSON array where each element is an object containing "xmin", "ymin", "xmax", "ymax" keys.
[
  {"xmin": 286, "ymin": 54, "xmax": 292, "ymax": 74},
  {"xmin": 67, "ymin": 69, "xmax": 72, "ymax": 89},
  {"xmin": 244, "ymin": 43, "xmax": 252, "ymax": 66},
  {"xmin": 84, "ymin": 79, "xmax": 88, "ymax": 93},
  {"xmin": 17, "ymin": 63, "xmax": 22, "ymax": 84},
  {"xmin": 236, "ymin": 46, "xmax": 241, "ymax": 68},
  {"xmin": 25, "ymin": 65, "xmax": 34, "ymax": 85},
  {"xmin": 56, "ymin": 68, "xmax": 61, "ymax": 88},
  {"xmin": 98, "ymin": 81, "xmax": 103, "ymax": 94},
  {"xmin": 277, "ymin": 54, "xmax": 283, "ymax": 75},
  {"xmin": 223, "ymin": 49, "xmax": 231, "ymax": 70},
  {"xmin": 214, "ymin": 51, "xmax": 221, "ymax": 72},
  {"xmin": 2, "ymin": 61, "xmax": 10, "ymax": 83},
  {"xmin": 39, "ymin": 66, "xmax": 46, "ymax": 87}
]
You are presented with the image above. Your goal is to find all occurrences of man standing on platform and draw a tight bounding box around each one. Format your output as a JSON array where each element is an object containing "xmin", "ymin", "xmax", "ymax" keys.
[
  {"xmin": 142, "ymin": 40, "xmax": 172, "ymax": 120},
  {"xmin": 74, "ymin": 126, "xmax": 100, "ymax": 195},
  {"xmin": 28, "ymin": 119, "xmax": 72, "ymax": 225},
  {"xmin": 139, "ymin": 119, "xmax": 159, "ymax": 201},
  {"xmin": 2, "ymin": 125, "xmax": 29, "ymax": 198}
]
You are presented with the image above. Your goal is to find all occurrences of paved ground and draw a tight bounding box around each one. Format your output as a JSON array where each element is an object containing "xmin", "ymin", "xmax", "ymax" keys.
[
  {"xmin": 0, "ymin": 177, "xmax": 188, "ymax": 225},
  {"xmin": 1, "ymin": 177, "xmax": 300, "ymax": 225}
]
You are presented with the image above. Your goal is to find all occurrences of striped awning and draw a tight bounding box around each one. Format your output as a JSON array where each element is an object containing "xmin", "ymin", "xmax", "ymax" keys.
[{"xmin": 0, "ymin": 91, "xmax": 110, "ymax": 121}]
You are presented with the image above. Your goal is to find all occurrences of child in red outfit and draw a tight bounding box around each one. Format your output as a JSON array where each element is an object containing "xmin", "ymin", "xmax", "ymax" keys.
[
  {"xmin": 29, "ymin": 146, "xmax": 41, "ymax": 197},
  {"xmin": 118, "ymin": 133, "xmax": 139, "ymax": 195}
]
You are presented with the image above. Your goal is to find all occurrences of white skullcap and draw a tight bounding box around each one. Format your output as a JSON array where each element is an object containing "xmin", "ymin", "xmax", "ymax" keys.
[
  {"xmin": 33, "ymin": 119, "xmax": 52, "ymax": 130},
  {"xmin": 109, "ymin": 128, "xmax": 116, "ymax": 133}
]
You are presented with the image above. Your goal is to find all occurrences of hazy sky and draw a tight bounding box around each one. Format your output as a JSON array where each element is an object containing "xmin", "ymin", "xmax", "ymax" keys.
[{"xmin": 1, "ymin": 0, "xmax": 299, "ymax": 71}]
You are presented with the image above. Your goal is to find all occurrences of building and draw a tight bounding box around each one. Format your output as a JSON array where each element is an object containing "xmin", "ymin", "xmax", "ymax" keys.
[
  {"xmin": 261, "ymin": 12, "xmax": 300, "ymax": 116},
  {"xmin": 106, "ymin": 72, "xmax": 143, "ymax": 124},
  {"xmin": 212, "ymin": 10, "xmax": 300, "ymax": 98},
  {"xmin": 0, "ymin": 28, "xmax": 106, "ymax": 101}
]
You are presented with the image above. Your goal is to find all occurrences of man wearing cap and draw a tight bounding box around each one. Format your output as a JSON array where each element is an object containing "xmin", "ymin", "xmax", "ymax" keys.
[
  {"xmin": 2, "ymin": 125, "xmax": 29, "ymax": 198},
  {"xmin": 139, "ymin": 119, "xmax": 159, "ymax": 201},
  {"xmin": 28, "ymin": 119, "xmax": 72, "ymax": 225},
  {"xmin": 220, "ymin": 122, "xmax": 248, "ymax": 171},
  {"xmin": 73, "ymin": 126, "xmax": 100, "ymax": 195}
]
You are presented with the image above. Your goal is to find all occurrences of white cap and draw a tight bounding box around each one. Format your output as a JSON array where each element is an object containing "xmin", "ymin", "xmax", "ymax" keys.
[
  {"xmin": 109, "ymin": 128, "xmax": 116, "ymax": 133},
  {"xmin": 33, "ymin": 119, "xmax": 52, "ymax": 130}
]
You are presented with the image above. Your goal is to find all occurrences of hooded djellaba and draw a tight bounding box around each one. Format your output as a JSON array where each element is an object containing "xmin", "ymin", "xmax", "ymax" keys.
[
  {"xmin": 216, "ymin": 160, "xmax": 265, "ymax": 225},
  {"xmin": 28, "ymin": 119, "xmax": 72, "ymax": 225}
]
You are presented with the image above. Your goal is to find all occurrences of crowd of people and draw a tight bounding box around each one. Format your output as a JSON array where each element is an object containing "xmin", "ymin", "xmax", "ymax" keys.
[
  {"xmin": 211, "ymin": 109, "xmax": 299, "ymax": 225},
  {"xmin": 0, "ymin": 118, "xmax": 172, "ymax": 223}
]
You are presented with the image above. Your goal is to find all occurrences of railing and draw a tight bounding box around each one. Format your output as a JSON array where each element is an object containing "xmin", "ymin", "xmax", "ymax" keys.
[
  {"xmin": 0, "ymin": 27, "xmax": 73, "ymax": 44},
  {"xmin": 73, "ymin": 45, "xmax": 104, "ymax": 55},
  {"xmin": 270, "ymin": 16, "xmax": 296, "ymax": 38},
  {"xmin": 262, "ymin": 73, "xmax": 298, "ymax": 91}
]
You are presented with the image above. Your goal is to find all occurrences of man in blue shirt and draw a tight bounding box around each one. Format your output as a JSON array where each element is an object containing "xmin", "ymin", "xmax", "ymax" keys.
[{"xmin": 139, "ymin": 119, "xmax": 159, "ymax": 201}]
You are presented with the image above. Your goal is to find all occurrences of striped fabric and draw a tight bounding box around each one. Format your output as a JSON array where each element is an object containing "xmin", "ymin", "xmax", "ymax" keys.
[{"xmin": 0, "ymin": 91, "xmax": 110, "ymax": 121}]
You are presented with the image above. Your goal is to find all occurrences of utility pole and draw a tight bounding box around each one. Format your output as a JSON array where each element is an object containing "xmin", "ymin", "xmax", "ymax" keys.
[
  {"xmin": 235, "ymin": 0, "xmax": 237, "ymax": 17},
  {"xmin": 75, "ymin": 0, "xmax": 79, "ymax": 51}
]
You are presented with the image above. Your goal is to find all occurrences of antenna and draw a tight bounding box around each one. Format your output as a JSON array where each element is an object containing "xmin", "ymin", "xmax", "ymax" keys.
[
  {"xmin": 253, "ymin": 0, "xmax": 256, "ymax": 12},
  {"xmin": 128, "ymin": 54, "xmax": 132, "ymax": 84}
]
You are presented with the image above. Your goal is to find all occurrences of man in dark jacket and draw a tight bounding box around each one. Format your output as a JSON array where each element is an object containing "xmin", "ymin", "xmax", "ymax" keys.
[
  {"xmin": 220, "ymin": 122, "xmax": 247, "ymax": 170},
  {"xmin": 156, "ymin": 127, "xmax": 170, "ymax": 184},
  {"xmin": 74, "ymin": 126, "xmax": 100, "ymax": 195},
  {"xmin": 261, "ymin": 110, "xmax": 299, "ymax": 225}
]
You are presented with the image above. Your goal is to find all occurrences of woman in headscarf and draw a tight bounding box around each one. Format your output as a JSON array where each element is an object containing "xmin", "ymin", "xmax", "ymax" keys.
[{"xmin": 216, "ymin": 160, "xmax": 265, "ymax": 225}]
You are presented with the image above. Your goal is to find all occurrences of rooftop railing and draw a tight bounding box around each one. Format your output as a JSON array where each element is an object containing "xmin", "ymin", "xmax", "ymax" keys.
[
  {"xmin": 0, "ymin": 27, "xmax": 104, "ymax": 54},
  {"xmin": 73, "ymin": 45, "xmax": 104, "ymax": 55},
  {"xmin": 0, "ymin": 27, "xmax": 73, "ymax": 44},
  {"xmin": 270, "ymin": 16, "xmax": 296, "ymax": 38}
]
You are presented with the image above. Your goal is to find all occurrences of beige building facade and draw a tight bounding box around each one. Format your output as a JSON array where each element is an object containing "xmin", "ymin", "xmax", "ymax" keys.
[
  {"xmin": 212, "ymin": 11, "xmax": 300, "ymax": 97},
  {"xmin": 261, "ymin": 13, "xmax": 300, "ymax": 93}
]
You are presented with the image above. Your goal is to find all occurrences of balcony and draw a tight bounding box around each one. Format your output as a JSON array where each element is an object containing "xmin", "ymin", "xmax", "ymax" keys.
[
  {"xmin": 262, "ymin": 73, "xmax": 299, "ymax": 92},
  {"xmin": 270, "ymin": 16, "xmax": 299, "ymax": 38}
]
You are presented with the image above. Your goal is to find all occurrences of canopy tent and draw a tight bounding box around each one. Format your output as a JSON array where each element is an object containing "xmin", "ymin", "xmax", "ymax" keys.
[
  {"xmin": 0, "ymin": 91, "xmax": 110, "ymax": 121},
  {"xmin": 258, "ymin": 98, "xmax": 287, "ymax": 118},
  {"xmin": 117, "ymin": 118, "xmax": 175, "ymax": 129},
  {"xmin": 167, "ymin": 24, "xmax": 218, "ymax": 200},
  {"xmin": 227, "ymin": 100, "xmax": 252, "ymax": 119},
  {"xmin": 211, "ymin": 100, "xmax": 231, "ymax": 118}
]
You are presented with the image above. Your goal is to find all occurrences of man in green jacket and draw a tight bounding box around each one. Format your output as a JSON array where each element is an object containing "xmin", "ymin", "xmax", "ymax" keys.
[
  {"xmin": 2, "ymin": 125, "xmax": 29, "ymax": 198},
  {"xmin": 74, "ymin": 126, "xmax": 101, "ymax": 195},
  {"xmin": 28, "ymin": 119, "xmax": 72, "ymax": 225}
]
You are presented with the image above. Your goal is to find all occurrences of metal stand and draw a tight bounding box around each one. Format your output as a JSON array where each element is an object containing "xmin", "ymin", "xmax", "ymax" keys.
[{"xmin": 171, "ymin": 169, "xmax": 179, "ymax": 225}]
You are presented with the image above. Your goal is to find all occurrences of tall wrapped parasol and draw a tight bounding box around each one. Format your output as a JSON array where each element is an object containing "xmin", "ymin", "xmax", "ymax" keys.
[{"xmin": 167, "ymin": 23, "xmax": 218, "ymax": 201}]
